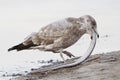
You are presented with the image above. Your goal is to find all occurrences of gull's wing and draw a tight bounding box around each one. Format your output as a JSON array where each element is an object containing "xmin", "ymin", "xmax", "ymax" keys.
[{"xmin": 38, "ymin": 18, "xmax": 78, "ymax": 40}]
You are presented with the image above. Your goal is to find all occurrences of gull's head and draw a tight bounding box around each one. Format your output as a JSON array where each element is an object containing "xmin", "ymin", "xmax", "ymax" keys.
[{"xmin": 79, "ymin": 15, "xmax": 99, "ymax": 39}]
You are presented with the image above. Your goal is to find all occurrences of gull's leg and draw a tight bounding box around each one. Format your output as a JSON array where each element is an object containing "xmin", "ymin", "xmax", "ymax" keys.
[
  {"xmin": 63, "ymin": 51, "xmax": 75, "ymax": 58},
  {"xmin": 59, "ymin": 49, "xmax": 66, "ymax": 62}
]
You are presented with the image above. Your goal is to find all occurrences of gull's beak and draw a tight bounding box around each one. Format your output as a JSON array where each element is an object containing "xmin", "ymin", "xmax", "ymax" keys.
[
  {"xmin": 94, "ymin": 30, "xmax": 99, "ymax": 38},
  {"xmin": 91, "ymin": 30, "xmax": 99, "ymax": 40}
]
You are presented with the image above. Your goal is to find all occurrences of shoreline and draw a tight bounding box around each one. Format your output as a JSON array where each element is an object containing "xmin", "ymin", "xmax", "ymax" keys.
[{"xmin": 11, "ymin": 50, "xmax": 120, "ymax": 80}]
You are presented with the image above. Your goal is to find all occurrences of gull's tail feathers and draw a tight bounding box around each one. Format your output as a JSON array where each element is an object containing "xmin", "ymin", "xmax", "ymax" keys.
[{"xmin": 8, "ymin": 42, "xmax": 37, "ymax": 52}]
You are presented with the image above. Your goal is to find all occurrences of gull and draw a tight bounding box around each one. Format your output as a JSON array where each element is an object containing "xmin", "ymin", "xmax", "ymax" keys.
[{"xmin": 8, "ymin": 15, "xmax": 99, "ymax": 63}]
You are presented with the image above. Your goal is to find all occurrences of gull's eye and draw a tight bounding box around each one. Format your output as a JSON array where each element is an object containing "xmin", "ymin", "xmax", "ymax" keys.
[
  {"xmin": 92, "ymin": 20, "xmax": 96, "ymax": 26},
  {"xmin": 92, "ymin": 26, "xmax": 94, "ymax": 29}
]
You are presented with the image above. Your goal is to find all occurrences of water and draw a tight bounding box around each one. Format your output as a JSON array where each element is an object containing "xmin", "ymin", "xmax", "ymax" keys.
[{"xmin": 0, "ymin": 0, "xmax": 120, "ymax": 79}]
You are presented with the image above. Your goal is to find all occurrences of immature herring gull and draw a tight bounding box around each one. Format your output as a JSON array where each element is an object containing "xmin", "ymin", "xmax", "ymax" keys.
[{"xmin": 8, "ymin": 15, "xmax": 99, "ymax": 66}]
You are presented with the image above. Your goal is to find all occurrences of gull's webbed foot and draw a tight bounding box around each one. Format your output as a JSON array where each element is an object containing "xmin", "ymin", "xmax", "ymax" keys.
[{"xmin": 63, "ymin": 51, "xmax": 75, "ymax": 58}]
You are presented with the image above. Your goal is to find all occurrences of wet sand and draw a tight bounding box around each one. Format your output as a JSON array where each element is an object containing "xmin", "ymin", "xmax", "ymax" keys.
[{"xmin": 12, "ymin": 50, "xmax": 120, "ymax": 80}]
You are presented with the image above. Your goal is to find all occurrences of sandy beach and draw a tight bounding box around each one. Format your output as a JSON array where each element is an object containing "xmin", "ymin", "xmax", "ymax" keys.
[{"xmin": 11, "ymin": 50, "xmax": 120, "ymax": 80}]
